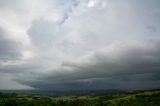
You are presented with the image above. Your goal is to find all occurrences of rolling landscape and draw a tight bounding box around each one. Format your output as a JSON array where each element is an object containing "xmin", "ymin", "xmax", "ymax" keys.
[{"xmin": 0, "ymin": 89, "xmax": 160, "ymax": 106}]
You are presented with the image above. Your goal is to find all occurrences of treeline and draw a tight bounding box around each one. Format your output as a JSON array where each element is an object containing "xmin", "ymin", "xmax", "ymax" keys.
[{"xmin": 0, "ymin": 90, "xmax": 160, "ymax": 106}]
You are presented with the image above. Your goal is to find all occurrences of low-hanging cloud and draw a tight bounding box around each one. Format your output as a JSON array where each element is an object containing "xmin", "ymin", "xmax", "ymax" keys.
[{"xmin": 16, "ymin": 39, "xmax": 160, "ymax": 90}]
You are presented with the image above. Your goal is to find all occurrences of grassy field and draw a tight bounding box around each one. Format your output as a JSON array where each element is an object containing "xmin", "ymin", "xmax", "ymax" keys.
[{"xmin": 0, "ymin": 89, "xmax": 160, "ymax": 106}]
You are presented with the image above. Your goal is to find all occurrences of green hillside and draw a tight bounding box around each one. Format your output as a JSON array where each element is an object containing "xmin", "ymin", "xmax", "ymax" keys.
[
  {"xmin": 0, "ymin": 90, "xmax": 160, "ymax": 106},
  {"xmin": 103, "ymin": 90, "xmax": 160, "ymax": 106}
]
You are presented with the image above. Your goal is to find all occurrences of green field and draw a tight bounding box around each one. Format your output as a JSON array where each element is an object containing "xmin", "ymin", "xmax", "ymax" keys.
[{"xmin": 0, "ymin": 90, "xmax": 160, "ymax": 106}]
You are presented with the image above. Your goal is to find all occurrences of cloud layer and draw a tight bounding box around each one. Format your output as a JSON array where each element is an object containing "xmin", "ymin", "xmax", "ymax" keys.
[{"xmin": 0, "ymin": 0, "xmax": 160, "ymax": 90}]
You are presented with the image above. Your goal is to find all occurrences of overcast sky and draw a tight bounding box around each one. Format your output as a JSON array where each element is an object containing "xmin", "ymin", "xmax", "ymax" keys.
[{"xmin": 0, "ymin": 0, "xmax": 160, "ymax": 90}]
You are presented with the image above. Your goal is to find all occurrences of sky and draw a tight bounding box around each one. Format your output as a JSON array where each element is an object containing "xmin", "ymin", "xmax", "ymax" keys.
[{"xmin": 0, "ymin": 0, "xmax": 160, "ymax": 90}]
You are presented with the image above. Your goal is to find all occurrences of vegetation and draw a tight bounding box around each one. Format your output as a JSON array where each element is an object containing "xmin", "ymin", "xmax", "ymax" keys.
[{"xmin": 0, "ymin": 90, "xmax": 160, "ymax": 106}]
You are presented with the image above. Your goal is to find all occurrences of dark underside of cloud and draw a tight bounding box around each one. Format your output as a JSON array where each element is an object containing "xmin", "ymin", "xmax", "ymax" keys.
[{"xmin": 15, "ymin": 40, "xmax": 160, "ymax": 90}]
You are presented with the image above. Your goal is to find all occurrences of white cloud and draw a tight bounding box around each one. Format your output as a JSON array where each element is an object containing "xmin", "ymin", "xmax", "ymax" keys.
[{"xmin": 88, "ymin": 0, "xmax": 98, "ymax": 7}]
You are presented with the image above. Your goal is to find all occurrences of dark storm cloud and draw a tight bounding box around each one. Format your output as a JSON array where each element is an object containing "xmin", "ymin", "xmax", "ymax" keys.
[{"xmin": 16, "ymin": 40, "xmax": 160, "ymax": 90}]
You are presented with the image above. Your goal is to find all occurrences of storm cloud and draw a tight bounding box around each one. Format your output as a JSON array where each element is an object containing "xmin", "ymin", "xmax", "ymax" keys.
[
  {"xmin": 16, "ymin": 40, "xmax": 160, "ymax": 90},
  {"xmin": 0, "ymin": 0, "xmax": 160, "ymax": 90}
]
